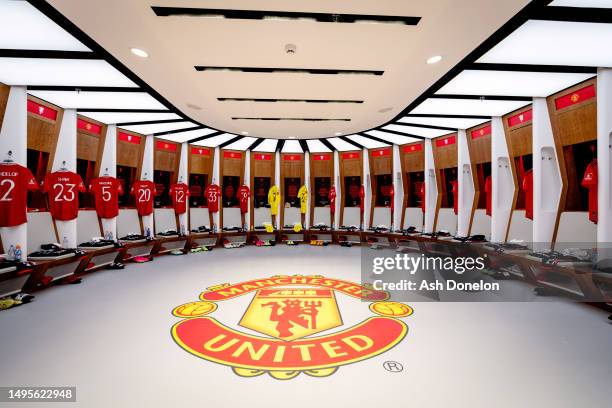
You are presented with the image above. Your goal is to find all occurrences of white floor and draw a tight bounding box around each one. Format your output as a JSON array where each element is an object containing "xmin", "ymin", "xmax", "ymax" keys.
[{"xmin": 0, "ymin": 246, "xmax": 611, "ymax": 408}]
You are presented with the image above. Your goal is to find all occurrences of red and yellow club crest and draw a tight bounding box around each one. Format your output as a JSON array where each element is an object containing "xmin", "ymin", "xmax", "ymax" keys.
[{"xmin": 171, "ymin": 275, "xmax": 412, "ymax": 380}]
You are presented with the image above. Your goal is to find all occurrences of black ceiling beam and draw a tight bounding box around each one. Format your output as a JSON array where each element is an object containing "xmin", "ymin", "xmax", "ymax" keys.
[
  {"xmin": 319, "ymin": 138, "xmax": 337, "ymax": 152},
  {"xmin": 199, "ymin": 66, "xmax": 383, "ymax": 76},
  {"xmin": 298, "ymin": 139, "xmax": 309, "ymax": 153},
  {"xmin": 388, "ymin": 122, "xmax": 457, "ymax": 132},
  {"xmin": 373, "ymin": 128, "xmax": 426, "ymax": 140},
  {"xmin": 339, "ymin": 136, "xmax": 364, "ymax": 149},
  {"xmin": 357, "ymin": 133, "xmax": 392, "ymax": 146},
  {"xmin": 218, "ymin": 97, "xmax": 364, "ymax": 104},
  {"xmin": 152, "ymin": 7, "xmax": 421, "ymax": 25},
  {"xmin": 27, "ymin": 86, "xmax": 143, "ymax": 92},
  {"xmin": 388, "ymin": 0, "xmax": 553, "ymax": 122},
  {"xmin": 532, "ymin": 6, "xmax": 612, "ymax": 24},
  {"xmin": 466, "ymin": 62, "xmax": 598, "ymax": 74},
  {"xmin": 218, "ymin": 135, "xmax": 244, "ymax": 148},
  {"xmin": 276, "ymin": 139, "xmax": 286, "ymax": 152},
  {"xmin": 0, "ymin": 49, "xmax": 98, "ymax": 59},
  {"xmin": 187, "ymin": 130, "xmax": 224, "ymax": 144},
  {"xmin": 431, "ymin": 94, "xmax": 532, "ymax": 102},
  {"xmin": 116, "ymin": 118, "xmax": 187, "ymax": 127},
  {"xmin": 152, "ymin": 125, "xmax": 204, "ymax": 136},
  {"xmin": 246, "ymin": 138, "xmax": 265, "ymax": 151},
  {"xmin": 403, "ymin": 114, "xmax": 491, "ymax": 119},
  {"xmin": 77, "ymin": 109, "xmax": 170, "ymax": 113}
]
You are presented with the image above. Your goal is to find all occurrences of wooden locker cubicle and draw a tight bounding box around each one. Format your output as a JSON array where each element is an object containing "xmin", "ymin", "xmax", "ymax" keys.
[
  {"xmin": 399, "ymin": 141, "xmax": 425, "ymax": 231},
  {"xmin": 219, "ymin": 149, "xmax": 245, "ymax": 231},
  {"xmin": 368, "ymin": 147, "xmax": 393, "ymax": 229},
  {"xmin": 188, "ymin": 146, "xmax": 214, "ymax": 229},
  {"xmin": 279, "ymin": 153, "xmax": 305, "ymax": 229},
  {"xmin": 466, "ymin": 122, "xmax": 492, "ymax": 238},
  {"xmin": 338, "ymin": 150, "xmax": 363, "ymax": 228},
  {"xmin": 309, "ymin": 152, "xmax": 334, "ymax": 228},
  {"xmin": 250, "ymin": 151, "xmax": 275, "ymax": 230},
  {"xmin": 432, "ymin": 133, "xmax": 458, "ymax": 234}
]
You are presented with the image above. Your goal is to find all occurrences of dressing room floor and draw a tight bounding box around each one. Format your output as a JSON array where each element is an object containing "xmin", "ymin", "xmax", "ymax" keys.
[{"xmin": 1, "ymin": 246, "xmax": 611, "ymax": 408}]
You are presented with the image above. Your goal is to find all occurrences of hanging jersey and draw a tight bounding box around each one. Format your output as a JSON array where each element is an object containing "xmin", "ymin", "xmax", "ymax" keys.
[
  {"xmin": 297, "ymin": 185, "xmax": 308, "ymax": 214},
  {"xmin": 89, "ymin": 176, "xmax": 123, "ymax": 219},
  {"xmin": 0, "ymin": 163, "xmax": 38, "ymax": 227},
  {"xmin": 238, "ymin": 185, "xmax": 250, "ymax": 214},
  {"xmin": 420, "ymin": 183, "xmax": 425, "ymax": 214},
  {"xmin": 522, "ymin": 170, "xmax": 533, "ymax": 220},
  {"xmin": 205, "ymin": 184, "xmax": 221, "ymax": 213},
  {"xmin": 485, "ymin": 176, "xmax": 492, "ymax": 217},
  {"xmin": 130, "ymin": 180, "xmax": 156, "ymax": 216},
  {"xmin": 581, "ymin": 159, "xmax": 597, "ymax": 223},
  {"xmin": 268, "ymin": 185, "xmax": 280, "ymax": 216},
  {"xmin": 329, "ymin": 186, "xmax": 336, "ymax": 214},
  {"xmin": 359, "ymin": 185, "xmax": 365, "ymax": 213},
  {"xmin": 170, "ymin": 183, "xmax": 190, "ymax": 215},
  {"xmin": 42, "ymin": 171, "xmax": 86, "ymax": 221}
]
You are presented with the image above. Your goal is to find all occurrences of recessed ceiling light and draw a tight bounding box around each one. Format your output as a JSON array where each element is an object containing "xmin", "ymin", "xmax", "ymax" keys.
[
  {"xmin": 130, "ymin": 48, "xmax": 149, "ymax": 58},
  {"xmin": 241, "ymin": 131, "xmax": 249, "ymax": 135},
  {"xmin": 378, "ymin": 107, "xmax": 393, "ymax": 113},
  {"xmin": 288, "ymin": 136, "xmax": 296, "ymax": 139},
  {"xmin": 427, "ymin": 55, "xmax": 442, "ymax": 64},
  {"xmin": 334, "ymin": 132, "xmax": 343, "ymax": 136}
]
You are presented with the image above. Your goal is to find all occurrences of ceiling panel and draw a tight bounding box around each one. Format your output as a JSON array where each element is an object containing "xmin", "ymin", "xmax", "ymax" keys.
[
  {"xmin": 437, "ymin": 70, "xmax": 594, "ymax": 97},
  {"xmin": 365, "ymin": 130, "xmax": 423, "ymax": 144},
  {"xmin": 411, "ymin": 98, "xmax": 530, "ymax": 117},
  {"xmin": 398, "ymin": 116, "xmax": 488, "ymax": 129},
  {"xmin": 223, "ymin": 136, "xmax": 257, "ymax": 150},
  {"xmin": 156, "ymin": 127, "xmax": 218, "ymax": 143},
  {"xmin": 0, "ymin": 1, "xmax": 90, "ymax": 51},
  {"xmin": 383, "ymin": 124, "xmax": 450, "ymax": 138},
  {"xmin": 252, "ymin": 138, "xmax": 278, "ymax": 152},
  {"xmin": 80, "ymin": 111, "xmax": 181, "ymax": 124},
  {"xmin": 549, "ymin": 0, "xmax": 612, "ymax": 7},
  {"xmin": 27, "ymin": 90, "xmax": 166, "ymax": 110},
  {"xmin": 0, "ymin": 58, "xmax": 136, "ymax": 87},
  {"xmin": 121, "ymin": 121, "xmax": 198, "ymax": 135},
  {"xmin": 478, "ymin": 20, "xmax": 612, "ymax": 67},
  {"xmin": 347, "ymin": 134, "xmax": 389, "ymax": 148},
  {"xmin": 306, "ymin": 139, "xmax": 332, "ymax": 152},
  {"xmin": 327, "ymin": 137, "xmax": 360, "ymax": 151},
  {"xmin": 191, "ymin": 133, "xmax": 237, "ymax": 147},
  {"xmin": 281, "ymin": 140, "xmax": 303, "ymax": 153}
]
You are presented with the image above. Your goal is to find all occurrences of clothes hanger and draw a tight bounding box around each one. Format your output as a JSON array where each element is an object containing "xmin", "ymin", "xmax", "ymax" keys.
[
  {"xmin": 103, "ymin": 167, "xmax": 110, "ymax": 176},
  {"xmin": 1, "ymin": 150, "xmax": 14, "ymax": 164},
  {"xmin": 59, "ymin": 160, "xmax": 68, "ymax": 171}
]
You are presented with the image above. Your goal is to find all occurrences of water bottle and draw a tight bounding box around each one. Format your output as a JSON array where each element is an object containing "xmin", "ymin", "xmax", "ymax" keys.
[
  {"xmin": 7, "ymin": 245, "xmax": 15, "ymax": 261},
  {"xmin": 14, "ymin": 245, "xmax": 22, "ymax": 262},
  {"xmin": 145, "ymin": 227, "xmax": 151, "ymax": 238},
  {"xmin": 62, "ymin": 236, "xmax": 69, "ymax": 248}
]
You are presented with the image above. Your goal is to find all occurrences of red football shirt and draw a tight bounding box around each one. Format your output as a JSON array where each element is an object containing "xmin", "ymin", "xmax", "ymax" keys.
[
  {"xmin": 359, "ymin": 185, "xmax": 365, "ymax": 213},
  {"xmin": 205, "ymin": 184, "xmax": 221, "ymax": 213},
  {"xmin": 0, "ymin": 163, "xmax": 38, "ymax": 227},
  {"xmin": 485, "ymin": 176, "xmax": 492, "ymax": 217},
  {"xmin": 130, "ymin": 180, "xmax": 156, "ymax": 216},
  {"xmin": 522, "ymin": 170, "xmax": 533, "ymax": 220},
  {"xmin": 329, "ymin": 186, "xmax": 336, "ymax": 214},
  {"xmin": 451, "ymin": 180, "xmax": 458, "ymax": 215},
  {"xmin": 420, "ymin": 183, "xmax": 425, "ymax": 214},
  {"xmin": 237, "ymin": 185, "xmax": 250, "ymax": 214},
  {"xmin": 42, "ymin": 171, "xmax": 86, "ymax": 220},
  {"xmin": 89, "ymin": 176, "xmax": 123, "ymax": 219},
  {"xmin": 169, "ymin": 183, "xmax": 190, "ymax": 214},
  {"xmin": 581, "ymin": 159, "xmax": 597, "ymax": 223}
]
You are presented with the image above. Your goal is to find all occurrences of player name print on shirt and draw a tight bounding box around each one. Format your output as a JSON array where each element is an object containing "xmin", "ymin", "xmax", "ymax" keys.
[{"xmin": 0, "ymin": 163, "xmax": 38, "ymax": 227}]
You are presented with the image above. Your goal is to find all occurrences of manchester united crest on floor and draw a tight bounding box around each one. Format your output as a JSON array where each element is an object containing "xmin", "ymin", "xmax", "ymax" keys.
[{"xmin": 171, "ymin": 275, "xmax": 412, "ymax": 380}]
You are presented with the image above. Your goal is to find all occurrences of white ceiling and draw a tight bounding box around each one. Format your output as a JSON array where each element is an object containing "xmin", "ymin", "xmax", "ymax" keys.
[{"xmin": 46, "ymin": 0, "xmax": 531, "ymax": 139}]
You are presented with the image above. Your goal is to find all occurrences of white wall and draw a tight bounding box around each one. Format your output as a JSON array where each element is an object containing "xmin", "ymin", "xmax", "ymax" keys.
[
  {"xmin": 532, "ymin": 97, "xmax": 563, "ymax": 250},
  {"xmin": 304, "ymin": 151, "xmax": 310, "ymax": 229},
  {"xmin": 457, "ymin": 129, "xmax": 474, "ymax": 237},
  {"xmin": 243, "ymin": 150, "xmax": 251, "ymax": 229},
  {"xmin": 177, "ymin": 142, "xmax": 189, "ymax": 234},
  {"xmin": 491, "ymin": 117, "xmax": 515, "ymax": 243},
  {"xmin": 140, "ymin": 135, "xmax": 155, "ymax": 237},
  {"xmin": 392, "ymin": 144, "xmax": 404, "ymax": 231},
  {"xmin": 333, "ymin": 150, "xmax": 341, "ymax": 228},
  {"xmin": 424, "ymin": 139, "xmax": 438, "ymax": 233},
  {"xmin": 362, "ymin": 148, "xmax": 371, "ymax": 230},
  {"xmin": 98, "ymin": 125, "xmax": 117, "ymax": 240},
  {"xmin": 0, "ymin": 86, "xmax": 28, "ymax": 254},
  {"xmin": 597, "ymin": 69, "xmax": 612, "ymax": 252}
]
